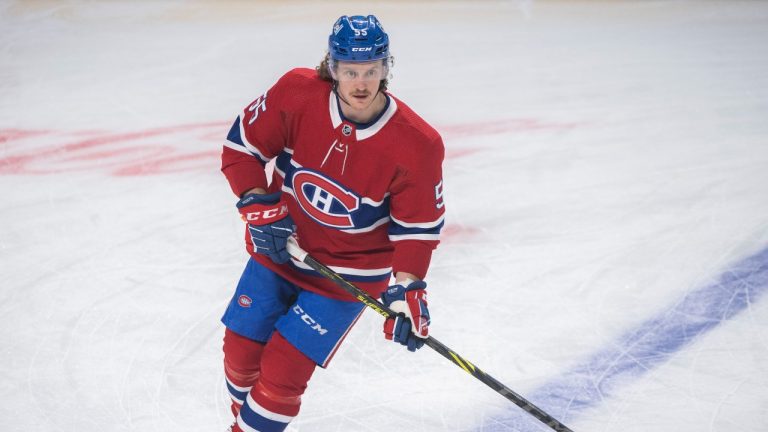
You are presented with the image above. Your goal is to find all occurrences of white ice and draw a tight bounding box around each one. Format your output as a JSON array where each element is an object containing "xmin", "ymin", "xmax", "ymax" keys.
[{"xmin": 1, "ymin": 1, "xmax": 767, "ymax": 431}]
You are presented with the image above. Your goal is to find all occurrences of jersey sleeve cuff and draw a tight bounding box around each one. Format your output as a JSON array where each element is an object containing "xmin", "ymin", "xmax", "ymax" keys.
[{"xmin": 392, "ymin": 240, "xmax": 436, "ymax": 280}]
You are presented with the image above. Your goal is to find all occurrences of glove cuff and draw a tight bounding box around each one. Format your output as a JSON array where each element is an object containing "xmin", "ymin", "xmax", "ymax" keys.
[
  {"xmin": 381, "ymin": 280, "xmax": 427, "ymax": 305},
  {"xmin": 401, "ymin": 279, "xmax": 427, "ymax": 291},
  {"xmin": 237, "ymin": 191, "xmax": 282, "ymax": 208}
]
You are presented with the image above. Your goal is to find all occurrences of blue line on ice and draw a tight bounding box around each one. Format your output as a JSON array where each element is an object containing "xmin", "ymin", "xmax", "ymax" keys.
[{"xmin": 483, "ymin": 245, "xmax": 768, "ymax": 431}]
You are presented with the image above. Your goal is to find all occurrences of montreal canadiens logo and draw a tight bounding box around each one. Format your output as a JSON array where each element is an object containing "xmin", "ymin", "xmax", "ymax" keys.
[
  {"xmin": 238, "ymin": 295, "xmax": 252, "ymax": 308},
  {"xmin": 292, "ymin": 170, "xmax": 360, "ymax": 228}
]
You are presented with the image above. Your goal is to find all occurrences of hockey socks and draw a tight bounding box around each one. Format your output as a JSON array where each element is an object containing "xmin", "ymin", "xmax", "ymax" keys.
[
  {"xmin": 235, "ymin": 381, "xmax": 299, "ymax": 432},
  {"xmin": 223, "ymin": 329, "xmax": 265, "ymax": 416},
  {"xmin": 229, "ymin": 331, "xmax": 316, "ymax": 432}
]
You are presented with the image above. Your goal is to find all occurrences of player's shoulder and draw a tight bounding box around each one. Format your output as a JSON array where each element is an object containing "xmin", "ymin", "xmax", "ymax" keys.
[
  {"xmin": 388, "ymin": 94, "xmax": 443, "ymax": 148},
  {"xmin": 275, "ymin": 67, "xmax": 330, "ymax": 93},
  {"xmin": 266, "ymin": 68, "xmax": 331, "ymax": 111}
]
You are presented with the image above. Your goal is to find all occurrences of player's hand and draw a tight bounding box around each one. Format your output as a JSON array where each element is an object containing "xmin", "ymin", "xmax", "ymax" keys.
[
  {"xmin": 381, "ymin": 280, "xmax": 430, "ymax": 352},
  {"xmin": 237, "ymin": 192, "xmax": 294, "ymax": 264}
]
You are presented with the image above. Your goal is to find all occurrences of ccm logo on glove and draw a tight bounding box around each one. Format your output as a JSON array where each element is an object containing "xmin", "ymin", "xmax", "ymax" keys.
[
  {"xmin": 242, "ymin": 205, "xmax": 288, "ymax": 222},
  {"xmin": 239, "ymin": 194, "xmax": 289, "ymax": 223}
]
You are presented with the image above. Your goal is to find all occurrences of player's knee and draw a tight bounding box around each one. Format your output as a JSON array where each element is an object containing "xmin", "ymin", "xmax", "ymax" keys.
[
  {"xmin": 223, "ymin": 328, "xmax": 265, "ymax": 383},
  {"xmin": 224, "ymin": 360, "xmax": 260, "ymax": 384},
  {"xmin": 259, "ymin": 331, "xmax": 317, "ymax": 401}
]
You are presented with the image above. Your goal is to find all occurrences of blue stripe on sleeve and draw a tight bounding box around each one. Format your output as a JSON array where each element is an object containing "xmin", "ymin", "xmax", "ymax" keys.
[
  {"xmin": 227, "ymin": 117, "xmax": 244, "ymax": 146},
  {"xmin": 388, "ymin": 219, "xmax": 444, "ymax": 237}
]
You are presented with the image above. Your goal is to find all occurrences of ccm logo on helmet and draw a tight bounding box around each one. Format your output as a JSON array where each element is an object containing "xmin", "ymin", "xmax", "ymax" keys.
[
  {"xmin": 292, "ymin": 170, "xmax": 359, "ymax": 229},
  {"xmin": 351, "ymin": 47, "xmax": 373, "ymax": 52}
]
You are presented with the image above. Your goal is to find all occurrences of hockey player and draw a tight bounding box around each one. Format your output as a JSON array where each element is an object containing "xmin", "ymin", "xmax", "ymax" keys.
[{"xmin": 220, "ymin": 14, "xmax": 445, "ymax": 432}]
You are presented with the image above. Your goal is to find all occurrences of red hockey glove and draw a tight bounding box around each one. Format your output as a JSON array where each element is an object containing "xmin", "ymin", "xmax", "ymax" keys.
[
  {"xmin": 237, "ymin": 192, "xmax": 294, "ymax": 264},
  {"xmin": 381, "ymin": 280, "xmax": 430, "ymax": 352}
]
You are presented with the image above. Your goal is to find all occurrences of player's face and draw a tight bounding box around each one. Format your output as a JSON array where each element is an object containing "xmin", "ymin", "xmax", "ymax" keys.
[
  {"xmin": 334, "ymin": 61, "xmax": 387, "ymax": 84},
  {"xmin": 334, "ymin": 61, "xmax": 386, "ymax": 112}
]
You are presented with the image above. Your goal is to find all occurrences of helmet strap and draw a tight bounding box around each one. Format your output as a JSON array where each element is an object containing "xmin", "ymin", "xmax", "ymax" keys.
[{"xmin": 332, "ymin": 81, "xmax": 350, "ymax": 106}]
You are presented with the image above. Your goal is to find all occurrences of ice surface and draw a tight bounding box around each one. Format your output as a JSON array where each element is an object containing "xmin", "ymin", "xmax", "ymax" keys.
[{"xmin": 1, "ymin": 1, "xmax": 767, "ymax": 431}]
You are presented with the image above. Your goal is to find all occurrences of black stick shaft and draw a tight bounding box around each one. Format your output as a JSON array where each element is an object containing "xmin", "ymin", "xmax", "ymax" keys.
[{"xmin": 292, "ymin": 245, "xmax": 574, "ymax": 432}]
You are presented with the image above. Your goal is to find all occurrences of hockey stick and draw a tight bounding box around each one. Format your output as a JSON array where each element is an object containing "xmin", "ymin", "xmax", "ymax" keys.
[{"xmin": 285, "ymin": 237, "xmax": 574, "ymax": 432}]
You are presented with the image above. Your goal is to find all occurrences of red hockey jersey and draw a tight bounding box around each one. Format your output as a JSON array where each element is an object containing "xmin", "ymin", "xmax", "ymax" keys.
[{"xmin": 221, "ymin": 68, "xmax": 445, "ymax": 300}]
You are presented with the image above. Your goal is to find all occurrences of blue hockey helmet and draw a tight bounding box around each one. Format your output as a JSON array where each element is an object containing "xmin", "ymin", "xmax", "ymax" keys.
[{"xmin": 328, "ymin": 15, "xmax": 390, "ymax": 62}]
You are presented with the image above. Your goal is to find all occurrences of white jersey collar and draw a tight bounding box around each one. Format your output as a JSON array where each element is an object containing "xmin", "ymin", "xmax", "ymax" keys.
[{"xmin": 328, "ymin": 91, "xmax": 398, "ymax": 141}]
